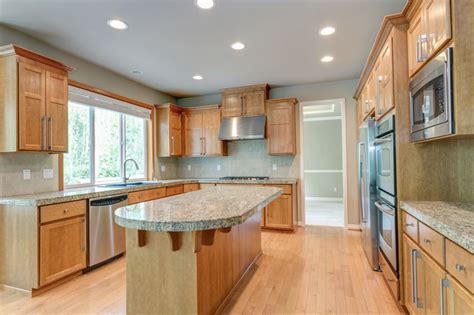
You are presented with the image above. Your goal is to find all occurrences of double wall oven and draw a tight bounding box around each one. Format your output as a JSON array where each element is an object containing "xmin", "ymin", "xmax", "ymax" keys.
[{"xmin": 374, "ymin": 114, "xmax": 398, "ymax": 274}]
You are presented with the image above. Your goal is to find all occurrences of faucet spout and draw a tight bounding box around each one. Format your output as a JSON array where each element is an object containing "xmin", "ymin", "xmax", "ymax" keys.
[{"xmin": 123, "ymin": 159, "xmax": 140, "ymax": 183}]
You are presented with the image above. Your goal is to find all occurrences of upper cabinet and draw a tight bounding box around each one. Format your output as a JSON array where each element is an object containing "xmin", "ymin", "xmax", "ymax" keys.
[
  {"xmin": 266, "ymin": 98, "xmax": 297, "ymax": 155},
  {"xmin": 376, "ymin": 35, "xmax": 394, "ymax": 120},
  {"xmin": 408, "ymin": 0, "xmax": 451, "ymax": 77},
  {"xmin": 183, "ymin": 106, "xmax": 226, "ymax": 157},
  {"xmin": 0, "ymin": 44, "xmax": 72, "ymax": 153},
  {"xmin": 155, "ymin": 104, "xmax": 183, "ymax": 157},
  {"xmin": 220, "ymin": 84, "xmax": 269, "ymax": 118}
]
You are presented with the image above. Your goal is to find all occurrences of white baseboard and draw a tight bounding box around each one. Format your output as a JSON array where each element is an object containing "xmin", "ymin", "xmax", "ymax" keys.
[
  {"xmin": 297, "ymin": 220, "xmax": 304, "ymax": 226},
  {"xmin": 347, "ymin": 224, "xmax": 361, "ymax": 231},
  {"xmin": 305, "ymin": 197, "xmax": 343, "ymax": 202}
]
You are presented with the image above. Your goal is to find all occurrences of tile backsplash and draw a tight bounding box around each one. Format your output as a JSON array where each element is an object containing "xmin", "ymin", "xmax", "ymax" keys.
[
  {"xmin": 171, "ymin": 140, "xmax": 299, "ymax": 179},
  {"xmin": 0, "ymin": 152, "xmax": 59, "ymax": 197}
]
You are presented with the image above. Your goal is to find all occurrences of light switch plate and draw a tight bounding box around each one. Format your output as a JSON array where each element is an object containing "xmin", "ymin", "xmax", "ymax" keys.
[
  {"xmin": 216, "ymin": 164, "xmax": 221, "ymax": 171},
  {"xmin": 187, "ymin": 165, "xmax": 191, "ymax": 171},
  {"xmin": 43, "ymin": 169, "xmax": 54, "ymax": 179},
  {"xmin": 160, "ymin": 165, "xmax": 166, "ymax": 172},
  {"xmin": 23, "ymin": 169, "xmax": 31, "ymax": 180},
  {"xmin": 272, "ymin": 164, "xmax": 277, "ymax": 171}
]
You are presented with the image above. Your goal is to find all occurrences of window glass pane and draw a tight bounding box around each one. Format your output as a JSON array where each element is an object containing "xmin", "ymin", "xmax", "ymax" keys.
[
  {"xmin": 125, "ymin": 115, "xmax": 146, "ymax": 179},
  {"xmin": 64, "ymin": 102, "xmax": 91, "ymax": 185},
  {"xmin": 95, "ymin": 108, "xmax": 121, "ymax": 183}
]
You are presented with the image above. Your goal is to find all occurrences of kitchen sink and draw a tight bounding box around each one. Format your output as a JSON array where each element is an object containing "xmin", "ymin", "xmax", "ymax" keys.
[{"xmin": 99, "ymin": 181, "xmax": 162, "ymax": 188}]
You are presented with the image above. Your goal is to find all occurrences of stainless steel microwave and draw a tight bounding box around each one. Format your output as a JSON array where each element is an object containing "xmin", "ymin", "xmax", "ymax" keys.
[{"xmin": 409, "ymin": 47, "xmax": 454, "ymax": 142}]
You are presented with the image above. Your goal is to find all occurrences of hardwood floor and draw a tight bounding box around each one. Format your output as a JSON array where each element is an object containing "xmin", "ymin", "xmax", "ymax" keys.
[{"xmin": 0, "ymin": 227, "xmax": 402, "ymax": 315}]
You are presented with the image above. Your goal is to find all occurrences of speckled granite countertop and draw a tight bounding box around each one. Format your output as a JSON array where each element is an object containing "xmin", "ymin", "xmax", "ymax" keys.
[
  {"xmin": 0, "ymin": 178, "xmax": 297, "ymax": 206},
  {"xmin": 400, "ymin": 201, "xmax": 474, "ymax": 253},
  {"xmin": 115, "ymin": 186, "xmax": 282, "ymax": 231}
]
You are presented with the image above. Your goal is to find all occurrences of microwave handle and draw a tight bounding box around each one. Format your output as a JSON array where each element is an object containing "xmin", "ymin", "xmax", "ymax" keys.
[{"xmin": 375, "ymin": 201, "xmax": 395, "ymax": 216}]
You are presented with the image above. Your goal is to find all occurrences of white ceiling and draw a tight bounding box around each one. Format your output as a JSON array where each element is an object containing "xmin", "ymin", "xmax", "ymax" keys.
[{"xmin": 0, "ymin": 0, "xmax": 406, "ymax": 97}]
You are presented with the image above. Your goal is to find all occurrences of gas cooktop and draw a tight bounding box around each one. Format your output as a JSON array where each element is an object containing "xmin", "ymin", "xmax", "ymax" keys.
[{"xmin": 219, "ymin": 176, "xmax": 270, "ymax": 181}]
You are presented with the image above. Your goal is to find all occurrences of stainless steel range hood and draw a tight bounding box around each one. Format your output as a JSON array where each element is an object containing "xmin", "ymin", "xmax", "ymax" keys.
[{"xmin": 218, "ymin": 115, "xmax": 266, "ymax": 140}]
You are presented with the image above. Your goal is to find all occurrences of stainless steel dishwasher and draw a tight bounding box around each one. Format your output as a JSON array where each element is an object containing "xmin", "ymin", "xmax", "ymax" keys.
[{"xmin": 88, "ymin": 194, "xmax": 128, "ymax": 268}]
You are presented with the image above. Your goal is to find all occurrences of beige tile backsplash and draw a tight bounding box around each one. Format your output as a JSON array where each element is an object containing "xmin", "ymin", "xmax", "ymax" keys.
[{"xmin": 0, "ymin": 153, "xmax": 59, "ymax": 197}]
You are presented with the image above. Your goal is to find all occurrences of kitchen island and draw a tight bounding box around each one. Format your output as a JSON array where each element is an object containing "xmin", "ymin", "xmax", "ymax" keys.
[{"xmin": 115, "ymin": 185, "xmax": 282, "ymax": 315}]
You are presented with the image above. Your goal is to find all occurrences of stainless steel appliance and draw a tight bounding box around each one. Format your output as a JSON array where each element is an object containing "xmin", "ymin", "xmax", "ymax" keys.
[
  {"xmin": 218, "ymin": 115, "xmax": 266, "ymax": 140},
  {"xmin": 358, "ymin": 117, "xmax": 379, "ymax": 270},
  {"xmin": 409, "ymin": 47, "xmax": 454, "ymax": 142},
  {"xmin": 374, "ymin": 114, "xmax": 398, "ymax": 273},
  {"xmin": 88, "ymin": 194, "xmax": 128, "ymax": 268}
]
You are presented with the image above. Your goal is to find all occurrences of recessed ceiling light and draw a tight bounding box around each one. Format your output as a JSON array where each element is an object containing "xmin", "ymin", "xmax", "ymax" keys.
[
  {"xmin": 320, "ymin": 26, "xmax": 336, "ymax": 36},
  {"xmin": 107, "ymin": 19, "xmax": 128, "ymax": 30},
  {"xmin": 321, "ymin": 55, "xmax": 334, "ymax": 63},
  {"xmin": 195, "ymin": 0, "xmax": 215, "ymax": 9},
  {"xmin": 193, "ymin": 75, "xmax": 203, "ymax": 80},
  {"xmin": 231, "ymin": 42, "xmax": 245, "ymax": 50},
  {"xmin": 131, "ymin": 70, "xmax": 143, "ymax": 75}
]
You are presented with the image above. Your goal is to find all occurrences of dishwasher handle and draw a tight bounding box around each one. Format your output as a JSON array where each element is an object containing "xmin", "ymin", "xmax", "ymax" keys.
[{"xmin": 90, "ymin": 195, "xmax": 128, "ymax": 207}]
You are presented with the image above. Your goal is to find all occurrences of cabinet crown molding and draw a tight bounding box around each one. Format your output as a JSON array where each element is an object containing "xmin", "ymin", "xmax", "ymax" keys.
[{"xmin": 220, "ymin": 83, "xmax": 270, "ymax": 94}]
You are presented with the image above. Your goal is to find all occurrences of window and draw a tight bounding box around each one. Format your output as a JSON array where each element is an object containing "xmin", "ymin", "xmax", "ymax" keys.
[{"xmin": 64, "ymin": 101, "xmax": 148, "ymax": 187}]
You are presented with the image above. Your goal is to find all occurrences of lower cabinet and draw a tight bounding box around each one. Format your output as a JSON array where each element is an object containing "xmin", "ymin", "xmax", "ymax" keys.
[
  {"xmin": 39, "ymin": 215, "xmax": 86, "ymax": 287},
  {"xmin": 264, "ymin": 194, "xmax": 293, "ymax": 230},
  {"xmin": 446, "ymin": 274, "xmax": 474, "ymax": 314}
]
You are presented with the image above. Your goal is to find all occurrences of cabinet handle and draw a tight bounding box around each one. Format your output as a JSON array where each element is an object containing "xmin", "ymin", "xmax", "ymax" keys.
[
  {"xmin": 241, "ymin": 96, "xmax": 244, "ymax": 116},
  {"xmin": 364, "ymin": 100, "xmax": 369, "ymax": 113},
  {"xmin": 171, "ymin": 136, "xmax": 175, "ymax": 156},
  {"xmin": 81, "ymin": 218, "xmax": 86, "ymax": 252},
  {"xmin": 416, "ymin": 36, "xmax": 421, "ymax": 62},
  {"xmin": 200, "ymin": 137, "xmax": 204, "ymax": 155},
  {"xmin": 203, "ymin": 137, "xmax": 206, "ymax": 155},
  {"xmin": 41, "ymin": 116, "xmax": 46, "ymax": 150},
  {"xmin": 63, "ymin": 209, "xmax": 69, "ymax": 214},
  {"xmin": 411, "ymin": 248, "xmax": 422, "ymax": 308},
  {"xmin": 423, "ymin": 239, "xmax": 432, "ymax": 244},
  {"xmin": 48, "ymin": 117, "xmax": 53, "ymax": 151},
  {"xmin": 405, "ymin": 223, "xmax": 414, "ymax": 227},
  {"xmin": 455, "ymin": 264, "xmax": 465, "ymax": 271},
  {"xmin": 440, "ymin": 278, "xmax": 448, "ymax": 315}
]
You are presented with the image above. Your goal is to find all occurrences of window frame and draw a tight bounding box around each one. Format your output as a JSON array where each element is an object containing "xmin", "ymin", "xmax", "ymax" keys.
[{"xmin": 65, "ymin": 102, "xmax": 148, "ymax": 189}]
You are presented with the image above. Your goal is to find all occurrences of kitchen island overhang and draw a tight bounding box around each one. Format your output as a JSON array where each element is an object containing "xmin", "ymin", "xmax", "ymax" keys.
[{"xmin": 114, "ymin": 186, "xmax": 282, "ymax": 315}]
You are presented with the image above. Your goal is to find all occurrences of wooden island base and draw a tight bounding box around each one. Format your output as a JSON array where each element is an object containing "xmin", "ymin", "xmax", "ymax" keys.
[{"xmin": 126, "ymin": 210, "xmax": 262, "ymax": 315}]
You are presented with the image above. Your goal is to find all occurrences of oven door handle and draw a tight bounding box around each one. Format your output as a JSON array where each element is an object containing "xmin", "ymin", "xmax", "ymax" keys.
[
  {"xmin": 375, "ymin": 201, "xmax": 395, "ymax": 216},
  {"xmin": 373, "ymin": 138, "xmax": 392, "ymax": 145}
]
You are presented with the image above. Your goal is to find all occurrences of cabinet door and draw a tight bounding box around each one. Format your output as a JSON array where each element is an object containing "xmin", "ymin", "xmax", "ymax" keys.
[
  {"xmin": 366, "ymin": 71, "xmax": 376, "ymax": 113},
  {"xmin": 403, "ymin": 235, "xmax": 424, "ymax": 315},
  {"xmin": 18, "ymin": 62, "xmax": 46, "ymax": 151},
  {"xmin": 265, "ymin": 195, "xmax": 293, "ymax": 230},
  {"xmin": 379, "ymin": 37, "xmax": 394, "ymax": 118},
  {"xmin": 446, "ymin": 275, "xmax": 474, "ymax": 315},
  {"xmin": 202, "ymin": 109, "xmax": 223, "ymax": 156},
  {"xmin": 170, "ymin": 111, "xmax": 182, "ymax": 156},
  {"xmin": 243, "ymin": 90, "xmax": 265, "ymax": 116},
  {"xmin": 221, "ymin": 93, "xmax": 242, "ymax": 118},
  {"xmin": 408, "ymin": 7, "xmax": 424, "ymax": 77},
  {"xmin": 421, "ymin": 249, "xmax": 447, "ymax": 315},
  {"xmin": 45, "ymin": 71, "xmax": 68, "ymax": 152},
  {"xmin": 184, "ymin": 112, "xmax": 203, "ymax": 156},
  {"xmin": 373, "ymin": 61, "xmax": 383, "ymax": 119},
  {"xmin": 267, "ymin": 102, "xmax": 295, "ymax": 155},
  {"xmin": 424, "ymin": 0, "xmax": 451, "ymax": 56},
  {"xmin": 39, "ymin": 216, "xmax": 86, "ymax": 286}
]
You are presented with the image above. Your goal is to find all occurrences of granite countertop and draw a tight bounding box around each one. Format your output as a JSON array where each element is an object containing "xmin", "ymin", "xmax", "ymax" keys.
[
  {"xmin": 400, "ymin": 201, "xmax": 474, "ymax": 253},
  {"xmin": 115, "ymin": 186, "xmax": 282, "ymax": 232},
  {"xmin": 0, "ymin": 178, "xmax": 297, "ymax": 206}
]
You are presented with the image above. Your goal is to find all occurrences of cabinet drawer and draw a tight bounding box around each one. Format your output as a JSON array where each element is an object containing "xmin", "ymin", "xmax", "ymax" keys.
[
  {"xmin": 41, "ymin": 200, "xmax": 86, "ymax": 224},
  {"xmin": 199, "ymin": 184, "xmax": 216, "ymax": 190},
  {"xmin": 402, "ymin": 211, "xmax": 419, "ymax": 242},
  {"xmin": 166, "ymin": 185, "xmax": 184, "ymax": 196},
  {"xmin": 128, "ymin": 188, "xmax": 166, "ymax": 205},
  {"xmin": 266, "ymin": 184, "xmax": 292, "ymax": 195},
  {"xmin": 419, "ymin": 222, "xmax": 445, "ymax": 266},
  {"xmin": 183, "ymin": 183, "xmax": 199, "ymax": 193},
  {"xmin": 379, "ymin": 251, "xmax": 399, "ymax": 300},
  {"xmin": 446, "ymin": 239, "xmax": 473, "ymax": 293}
]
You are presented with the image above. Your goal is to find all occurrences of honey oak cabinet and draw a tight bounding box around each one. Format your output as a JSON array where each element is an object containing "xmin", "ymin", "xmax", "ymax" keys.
[
  {"xmin": 265, "ymin": 194, "xmax": 293, "ymax": 230},
  {"xmin": 407, "ymin": 0, "xmax": 451, "ymax": 77},
  {"xmin": 0, "ymin": 44, "xmax": 71, "ymax": 153},
  {"xmin": 375, "ymin": 35, "xmax": 394, "ymax": 120},
  {"xmin": 446, "ymin": 274, "xmax": 474, "ymax": 315},
  {"xmin": 155, "ymin": 104, "xmax": 183, "ymax": 157},
  {"xmin": 183, "ymin": 106, "xmax": 226, "ymax": 157},
  {"xmin": 220, "ymin": 84, "xmax": 269, "ymax": 118},
  {"xmin": 266, "ymin": 98, "xmax": 297, "ymax": 155}
]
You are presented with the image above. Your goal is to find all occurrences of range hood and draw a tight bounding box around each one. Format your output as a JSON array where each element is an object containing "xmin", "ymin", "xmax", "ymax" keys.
[{"xmin": 218, "ymin": 115, "xmax": 266, "ymax": 140}]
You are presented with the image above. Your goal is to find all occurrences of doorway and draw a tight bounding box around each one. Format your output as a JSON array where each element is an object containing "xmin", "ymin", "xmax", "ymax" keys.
[{"xmin": 300, "ymin": 99, "xmax": 347, "ymax": 227}]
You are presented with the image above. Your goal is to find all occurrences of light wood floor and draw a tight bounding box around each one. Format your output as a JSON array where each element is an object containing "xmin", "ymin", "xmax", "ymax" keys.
[{"xmin": 0, "ymin": 227, "xmax": 402, "ymax": 315}]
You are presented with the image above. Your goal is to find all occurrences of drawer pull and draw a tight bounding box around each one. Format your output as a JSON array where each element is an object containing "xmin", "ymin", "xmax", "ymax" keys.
[
  {"xmin": 64, "ymin": 209, "xmax": 69, "ymax": 214},
  {"xmin": 423, "ymin": 239, "xmax": 432, "ymax": 244},
  {"xmin": 405, "ymin": 223, "xmax": 415, "ymax": 227},
  {"xmin": 455, "ymin": 264, "xmax": 466, "ymax": 272}
]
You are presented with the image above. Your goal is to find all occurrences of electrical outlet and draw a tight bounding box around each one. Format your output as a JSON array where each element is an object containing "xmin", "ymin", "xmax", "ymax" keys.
[
  {"xmin": 43, "ymin": 169, "xmax": 54, "ymax": 179},
  {"xmin": 160, "ymin": 165, "xmax": 166, "ymax": 172},
  {"xmin": 23, "ymin": 169, "xmax": 31, "ymax": 180},
  {"xmin": 187, "ymin": 165, "xmax": 191, "ymax": 171},
  {"xmin": 216, "ymin": 164, "xmax": 221, "ymax": 171},
  {"xmin": 272, "ymin": 164, "xmax": 277, "ymax": 171},
  {"xmin": 333, "ymin": 187, "xmax": 337, "ymax": 192}
]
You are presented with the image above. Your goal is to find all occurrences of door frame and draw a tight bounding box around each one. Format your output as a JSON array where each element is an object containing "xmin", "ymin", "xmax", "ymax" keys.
[{"xmin": 298, "ymin": 98, "xmax": 348, "ymax": 228}]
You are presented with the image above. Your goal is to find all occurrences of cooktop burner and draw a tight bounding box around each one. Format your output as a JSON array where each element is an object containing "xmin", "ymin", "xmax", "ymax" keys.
[{"xmin": 219, "ymin": 176, "xmax": 270, "ymax": 181}]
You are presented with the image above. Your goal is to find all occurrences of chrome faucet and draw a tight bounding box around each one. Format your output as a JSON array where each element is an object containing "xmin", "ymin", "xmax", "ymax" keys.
[{"xmin": 123, "ymin": 159, "xmax": 139, "ymax": 184}]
